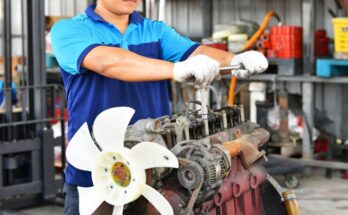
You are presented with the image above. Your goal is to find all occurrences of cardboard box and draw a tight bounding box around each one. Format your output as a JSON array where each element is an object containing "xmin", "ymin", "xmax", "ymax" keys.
[{"xmin": 0, "ymin": 56, "xmax": 23, "ymax": 84}]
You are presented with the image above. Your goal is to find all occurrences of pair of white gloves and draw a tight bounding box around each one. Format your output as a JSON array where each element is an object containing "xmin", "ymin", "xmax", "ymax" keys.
[{"xmin": 173, "ymin": 51, "xmax": 269, "ymax": 88}]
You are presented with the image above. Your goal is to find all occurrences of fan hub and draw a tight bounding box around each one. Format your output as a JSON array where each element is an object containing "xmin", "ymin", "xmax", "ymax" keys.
[{"xmin": 111, "ymin": 161, "xmax": 132, "ymax": 187}]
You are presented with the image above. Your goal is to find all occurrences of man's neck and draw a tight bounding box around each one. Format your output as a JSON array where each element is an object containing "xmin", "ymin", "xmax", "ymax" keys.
[{"xmin": 95, "ymin": 5, "xmax": 130, "ymax": 34}]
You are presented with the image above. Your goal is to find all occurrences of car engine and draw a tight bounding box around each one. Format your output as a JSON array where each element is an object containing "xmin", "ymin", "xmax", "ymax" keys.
[{"xmin": 123, "ymin": 104, "xmax": 274, "ymax": 215}]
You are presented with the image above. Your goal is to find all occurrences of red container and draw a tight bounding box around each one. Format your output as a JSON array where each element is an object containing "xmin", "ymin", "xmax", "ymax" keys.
[
  {"xmin": 269, "ymin": 25, "xmax": 303, "ymax": 59},
  {"xmin": 314, "ymin": 29, "xmax": 330, "ymax": 57}
]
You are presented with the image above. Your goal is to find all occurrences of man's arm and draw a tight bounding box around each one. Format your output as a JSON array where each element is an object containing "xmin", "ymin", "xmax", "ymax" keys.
[
  {"xmin": 82, "ymin": 45, "xmax": 233, "ymax": 82},
  {"xmin": 82, "ymin": 46, "xmax": 174, "ymax": 82},
  {"xmin": 189, "ymin": 45, "xmax": 235, "ymax": 67},
  {"xmin": 82, "ymin": 45, "xmax": 220, "ymax": 87}
]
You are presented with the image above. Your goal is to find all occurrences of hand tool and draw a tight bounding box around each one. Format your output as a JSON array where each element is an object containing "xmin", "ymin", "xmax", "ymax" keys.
[{"xmin": 219, "ymin": 64, "xmax": 243, "ymax": 76}]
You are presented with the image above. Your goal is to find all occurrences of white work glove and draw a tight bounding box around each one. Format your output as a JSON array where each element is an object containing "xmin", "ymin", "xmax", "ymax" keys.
[
  {"xmin": 173, "ymin": 55, "xmax": 220, "ymax": 88},
  {"xmin": 230, "ymin": 51, "xmax": 268, "ymax": 78}
]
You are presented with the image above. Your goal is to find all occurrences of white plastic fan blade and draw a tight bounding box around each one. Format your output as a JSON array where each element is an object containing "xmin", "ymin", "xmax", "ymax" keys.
[
  {"xmin": 66, "ymin": 123, "xmax": 100, "ymax": 171},
  {"xmin": 78, "ymin": 186, "xmax": 105, "ymax": 215},
  {"xmin": 93, "ymin": 107, "xmax": 135, "ymax": 151},
  {"xmin": 112, "ymin": 205, "xmax": 124, "ymax": 215},
  {"xmin": 130, "ymin": 142, "xmax": 179, "ymax": 170},
  {"xmin": 139, "ymin": 182, "xmax": 173, "ymax": 215}
]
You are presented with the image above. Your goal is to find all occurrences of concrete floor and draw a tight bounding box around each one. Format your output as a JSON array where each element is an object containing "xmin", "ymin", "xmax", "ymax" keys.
[
  {"xmin": 19, "ymin": 206, "xmax": 64, "ymax": 215},
  {"xmin": 296, "ymin": 173, "xmax": 348, "ymax": 215},
  {"xmin": 9, "ymin": 171, "xmax": 348, "ymax": 215}
]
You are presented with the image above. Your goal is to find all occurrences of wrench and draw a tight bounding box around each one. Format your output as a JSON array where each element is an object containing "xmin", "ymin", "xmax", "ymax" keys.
[
  {"xmin": 200, "ymin": 64, "xmax": 243, "ymax": 136},
  {"xmin": 219, "ymin": 64, "xmax": 243, "ymax": 76}
]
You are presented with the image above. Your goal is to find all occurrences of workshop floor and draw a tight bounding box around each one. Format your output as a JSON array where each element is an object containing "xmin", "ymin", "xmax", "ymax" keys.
[
  {"xmin": 296, "ymin": 170, "xmax": 348, "ymax": 215},
  {"xmin": 14, "ymin": 171, "xmax": 348, "ymax": 215}
]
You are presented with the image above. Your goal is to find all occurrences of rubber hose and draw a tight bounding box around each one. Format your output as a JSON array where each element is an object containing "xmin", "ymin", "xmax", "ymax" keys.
[{"xmin": 228, "ymin": 11, "xmax": 281, "ymax": 106}]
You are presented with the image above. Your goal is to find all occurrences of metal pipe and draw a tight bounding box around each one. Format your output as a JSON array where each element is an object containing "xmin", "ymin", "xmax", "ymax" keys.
[
  {"xmin": 0, "ymin": 118, "xmax": 64, "ymax": 128},
  {"xmin": 219, "ymin": 64, "xmax": 242, "ymax": 76},
  {"xmin": 2, "ymin": 84, "xmax": 63, "ymax": 91},
  {"xmin": 4, "ymin": 0, "xmax": 13, "ymax": 123},
  {"xmin": 200, "ymin": 88, "xmax": 209, "ymax": 136},
  {"xmin": 26, "ymin": 0, "xmax": 48, "ymax": 128},
  {"xmin": 158, "ymin": 0, "xmax": 166, "ymax": 21},
  {"xmin": 223, "ymin": 128, "xmax": 270, "ymax": 168},
  {"xmin": 282, "ymin": 190, "xmax": 301, "ymax": 215},
  {"xmin": 3, "ymin": 0, "xmax": 13, "ymax": 141},
  {"xmin": 21, "ymin": 0, "xmax": 28, "ymax": 125},
  {"xmin": 219, "ymin": 65, "xmax": 242, "ymax": 72}
]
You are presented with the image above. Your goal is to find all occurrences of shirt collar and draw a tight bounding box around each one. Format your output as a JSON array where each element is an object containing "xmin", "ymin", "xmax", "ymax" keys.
[{"xmin": 85, "ymin": 3, "xmax": 144, "ymax": 25}]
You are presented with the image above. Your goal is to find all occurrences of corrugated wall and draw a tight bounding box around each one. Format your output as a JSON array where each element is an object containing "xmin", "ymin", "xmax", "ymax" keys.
[
  {"xmin": 165, "ymin": 0, "xmax": 338, "ymax": 39},
  {"xmin": 165, "ymin": 0, "xmax": 346, "ymax": 139},
  {"xmin": 0, "ymin": 0, "xmax": 89, "ymax": 56},
  {"xmin": 0, "ymin": 0, "xmax": 24, "ymax": 56},
  {"xmin": 45, "ymin": 0, "xmax": 88, "ymax": 16}
]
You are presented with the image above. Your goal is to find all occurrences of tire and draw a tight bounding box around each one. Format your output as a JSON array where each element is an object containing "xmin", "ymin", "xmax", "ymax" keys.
[{"xmin": 284, "ymin": 175, "xmax": 300, "ymax": 189}]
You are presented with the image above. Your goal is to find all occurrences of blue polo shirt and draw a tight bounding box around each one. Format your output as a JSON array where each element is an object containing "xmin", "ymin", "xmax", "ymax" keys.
[{"xmin": 51, "ymin": 4, "xmax": 199, "ymax": 187}]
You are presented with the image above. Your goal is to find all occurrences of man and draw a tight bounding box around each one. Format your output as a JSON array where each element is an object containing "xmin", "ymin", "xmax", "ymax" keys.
[{"xmin": 51, "ymin": 0, "xmax": 268, "ymax": 214}]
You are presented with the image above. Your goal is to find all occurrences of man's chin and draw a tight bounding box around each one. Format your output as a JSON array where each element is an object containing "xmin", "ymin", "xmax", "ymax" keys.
[
  {"xmin": 117, "ymin": 10, "xmax": 135, "ymax": 16},
  {"xmin": 119, "ymin": 6, "xmax": 137, "ymax": 14},
  {"xmin": 111, "ymin": 7, "xmax": 135, "ymax": 16}
]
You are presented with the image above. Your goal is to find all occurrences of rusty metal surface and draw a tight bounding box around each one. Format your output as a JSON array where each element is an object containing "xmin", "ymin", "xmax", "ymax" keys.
[
  {"xmin": 145, "ymin": 177, "xmax": 189, "ymax": 215},
  {"xmin": 223, "ymin": 128, "xmax": 270, "ymax": 168},
  {"xmin": 144, "ymin": 158, "xmax": 268, "ymax": 215},
  {"xmin": 125, "ymin": 113, "xmax": 271, "ymax": 215},
  {"xmin": 196, "ymin": 158, "xmax": 267, "ymax": 215},
  {"xmin": 143, "ymin": 123, "xmax": 270, "ymax": 215}
]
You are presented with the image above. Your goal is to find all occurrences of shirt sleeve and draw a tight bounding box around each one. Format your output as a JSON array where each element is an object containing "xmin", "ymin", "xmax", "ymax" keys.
[
  {"xmin": 50, "ymin": 19, "xmax": 101, "ymax": 75},
  {"xmin": 158, "ymin": 22, "xmax": 200, "ymax": 62}
]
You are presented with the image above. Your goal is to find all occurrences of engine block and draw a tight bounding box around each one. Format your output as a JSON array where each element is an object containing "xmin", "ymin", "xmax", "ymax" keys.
[{"xmin": 124, "ymin": 105, "xmax": 270, "ymax": 215}]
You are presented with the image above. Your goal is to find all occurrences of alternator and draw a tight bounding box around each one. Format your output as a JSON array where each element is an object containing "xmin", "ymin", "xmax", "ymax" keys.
[{"xmin": 172, "ymin": 141, "xmax": 231, "ymax": 202}]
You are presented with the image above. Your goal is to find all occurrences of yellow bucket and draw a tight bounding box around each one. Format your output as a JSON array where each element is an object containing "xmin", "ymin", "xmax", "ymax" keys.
[{"xmin": 333, "ymin": 18, "xmax": 348, "ymax": 52}]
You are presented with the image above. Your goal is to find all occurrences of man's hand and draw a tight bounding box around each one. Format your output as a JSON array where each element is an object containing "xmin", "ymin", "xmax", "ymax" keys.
[
  {"xmin": 230, "ymin": 51, "xmax": 268, "ymax": 78},
  {"xmin": 173, "ymin": 55, "xmax": 220, "ymax": 88}
]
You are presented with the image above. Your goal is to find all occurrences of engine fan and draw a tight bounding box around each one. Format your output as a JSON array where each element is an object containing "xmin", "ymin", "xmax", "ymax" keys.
[{"xmin": 66, "ymin": 107, "xmax": 179, "ymax": 215}]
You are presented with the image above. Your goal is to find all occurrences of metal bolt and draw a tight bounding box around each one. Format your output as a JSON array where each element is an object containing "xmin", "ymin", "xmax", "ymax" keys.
[{"xmin": 178, "ymin": 201, "xmax": 186, "ymax": 208}]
